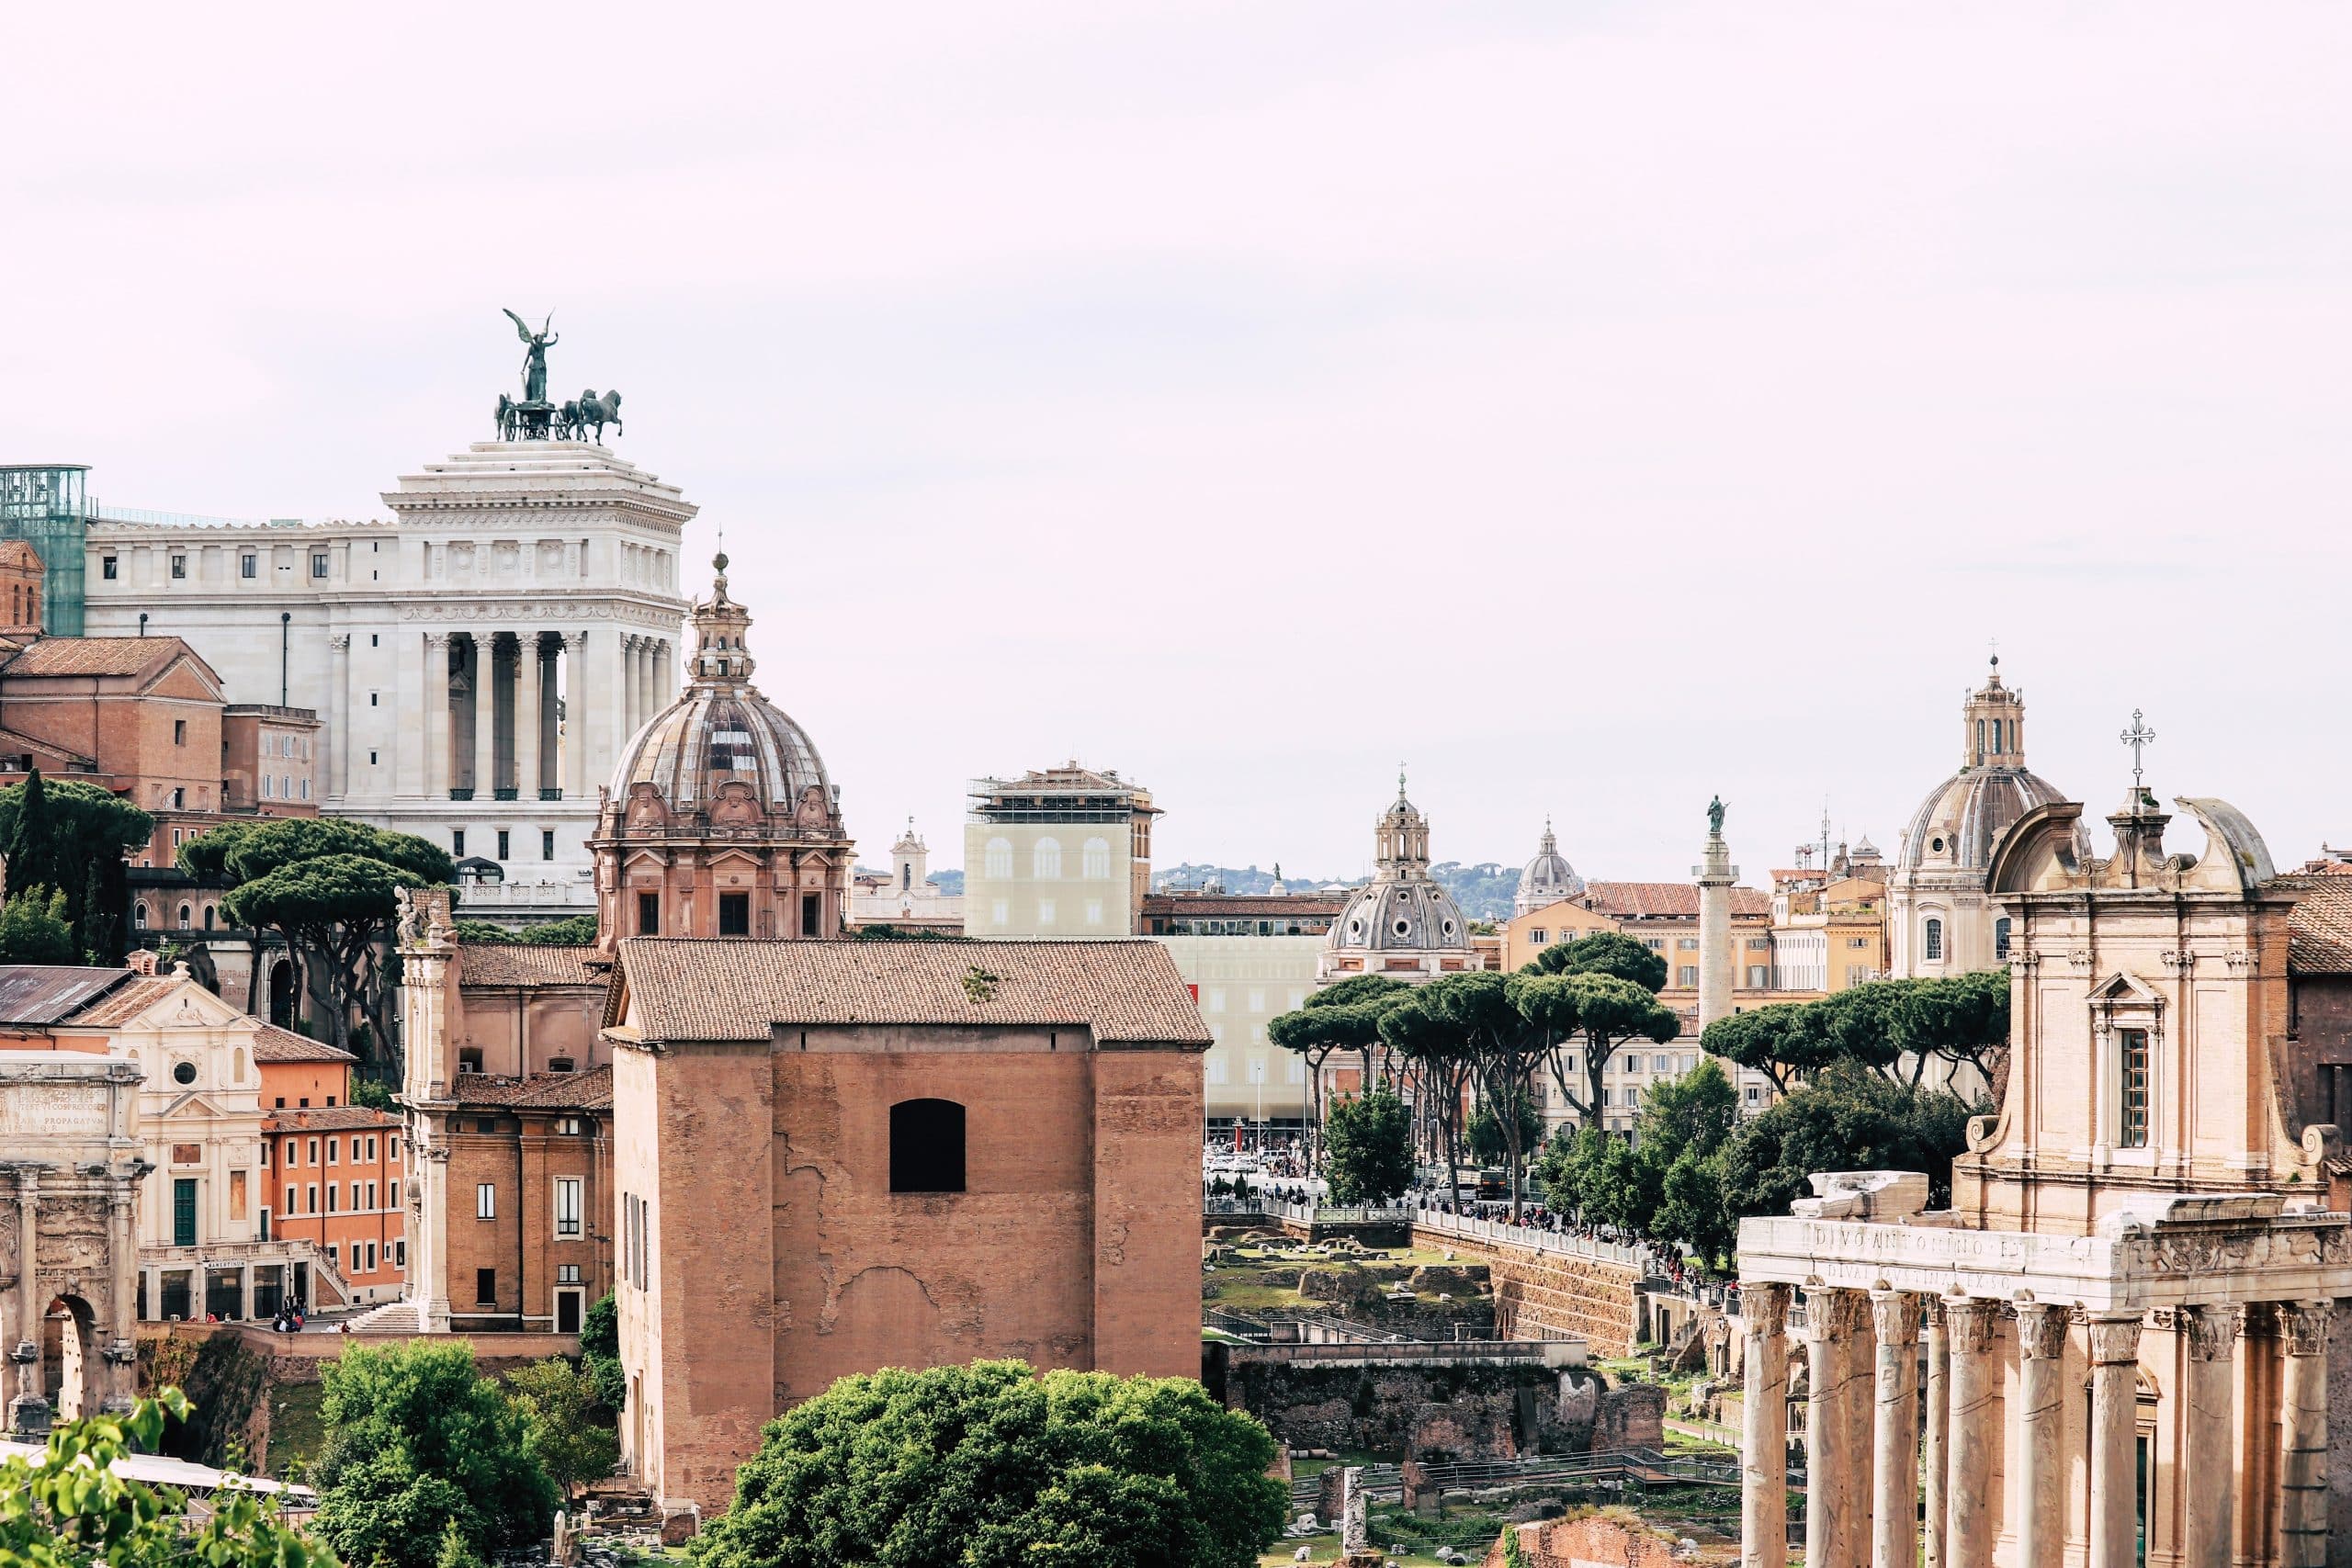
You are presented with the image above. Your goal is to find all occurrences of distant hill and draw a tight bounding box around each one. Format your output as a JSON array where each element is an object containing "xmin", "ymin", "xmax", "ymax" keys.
[{"xmin": 1151, "ymin": 860, "xmax": 1519, "ymax": 923}]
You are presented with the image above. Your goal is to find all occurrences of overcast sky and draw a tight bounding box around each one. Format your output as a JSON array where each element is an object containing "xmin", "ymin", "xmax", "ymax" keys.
[{"xmin": 9, "ymin": 4, "xmax": 2351, "ymax": 882}]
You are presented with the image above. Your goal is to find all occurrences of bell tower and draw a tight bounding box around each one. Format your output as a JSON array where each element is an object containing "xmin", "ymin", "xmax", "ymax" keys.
[
  {"xmin": 892, "ymin": 818, "xmax": 929, "ymax": 896},
  {"xmin": 1962, "ymin": 654, "xmax": 2026, "ymax": 770}
]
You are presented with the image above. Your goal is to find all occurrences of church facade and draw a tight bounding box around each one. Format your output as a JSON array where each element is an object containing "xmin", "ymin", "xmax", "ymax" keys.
[{"xmin": 1736, "ymin": 781, "xmax": 2352, "ymax": 1568}]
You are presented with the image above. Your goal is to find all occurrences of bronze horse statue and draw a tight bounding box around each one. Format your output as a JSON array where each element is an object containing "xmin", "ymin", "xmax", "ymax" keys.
[{"xmin": 576, "ymin": 388, "xmax": 623, "ymax": 442}]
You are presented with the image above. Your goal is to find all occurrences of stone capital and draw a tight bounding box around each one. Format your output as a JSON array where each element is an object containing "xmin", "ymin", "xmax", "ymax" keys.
[
  {"xmin": 424, "ymin": 630, "xmax": 453, "ymax": 649},
  {"xmin": 330, "ymin": 632, "xmax": 351, "ymax": 651},
  {"xmin": 2017, "ymin": 1302, "xmax": 2070, "ymax": 1361},
  {"xmin": 1921, "ymin": 1295, "xmax": 1946, "ymax": 1329},
  {"xmin": 1741, "ymin": 1281, "xmax": 1792, "ymax": 1338},
  {"xmin": 1944, "ymin": 1294, "xmax": 1998, "ymax": 1354},
  {"xmin": 2279, "ymin": 1300, "xmax": 2331, "ymax": 1358},
  {"xmin": 1870, "ymin": 1288, "xmax": 1921, "ymax": 1346},
  {"xmin": 1803, "ymin": 1285, "xmax": 1871, "ymax": 1344},
  {"xmin": 2087, "ymin": 1310, "xmax": 2143, "ymax": 1366},
  {"xmin": 2179, "ymin": 1303, "xmax": 2239, "ymax": 1362}
]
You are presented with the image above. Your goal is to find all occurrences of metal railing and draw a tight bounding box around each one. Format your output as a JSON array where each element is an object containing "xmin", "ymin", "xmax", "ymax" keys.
[
  {"xmin": 1204, "ymin": 1190, "xmax": 1645, "ymax": 1266},
  {"xmin": 1285, "ymin": 1444, "xmax": 1767, "ymax": 1511}
]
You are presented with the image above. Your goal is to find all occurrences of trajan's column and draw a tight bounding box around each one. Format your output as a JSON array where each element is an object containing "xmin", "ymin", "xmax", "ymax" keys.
[{"xmin": 1695, "ymin": 796, "xmax": 1736, "ymax": 1030}]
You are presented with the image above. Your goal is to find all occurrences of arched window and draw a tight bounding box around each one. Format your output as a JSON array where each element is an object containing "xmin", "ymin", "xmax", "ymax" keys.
[
  {"xmin": 1923, "ymin": 918, "xmax": 1944, "ymax": 962},
  {"xmin": 1032, "ymin": 838, "xmax": 1062, "ymax": 881},
  {"xmin": 889, "ymin": 1099, "xmax": 966, "ymax": 1193},
  {"xmin": 133, "ymin": 903, "xmax": 148, "ymax": 929},
  {"xmin": 232, "ymin": 1048, "xmax": 248, "ymax": 1083},
  {"xmin": 177, "ymin": 904, "xmax": 191, "ymax": 930},
  {"xmin": 900, "ymin": 863, "xmax": 912, "ymax": 892},
  {"xmin": 1081, "ymin": 838, "xmax": 1111, "ymax": 880},
  {"xmin": 984, "ymin": 838, "xmax": 1013, "ymax": 880},
  {"xmin": 1994, "ymin": 917, "xmax": 2012, "ymax": 962},
  {"xmin": 203, "ymin": 906, "xmax": 215, "ymax": 930}
]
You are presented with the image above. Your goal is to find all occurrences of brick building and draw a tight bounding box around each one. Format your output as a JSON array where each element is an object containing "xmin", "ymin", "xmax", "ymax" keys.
[
  {"xmin": 603, "ymin": 936, "xmax": 1211, "ymax": 1517},
  {"xmin": 264, "ymin": 1106, "xmax": 406, "ymax": 1306}
]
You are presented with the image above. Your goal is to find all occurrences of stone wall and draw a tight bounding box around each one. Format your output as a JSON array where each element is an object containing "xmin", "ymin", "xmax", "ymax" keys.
[
  {"xmin": 1425, "ymin": 1233, "xmax": 1641, "ymax": 1356},
  {"xmin": 1483, "ymin": 1513, "xmax": 1686, "ymax": 1568},
  {"xmin": 1224, "ymin": 1359, "xmax": 1600, "ymax": 1458}
]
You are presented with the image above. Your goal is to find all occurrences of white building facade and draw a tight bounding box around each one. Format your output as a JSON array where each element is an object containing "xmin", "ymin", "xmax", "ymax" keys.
[{"xmin": 83, "ymin": 441, "xmax": 692, "ymax": 919}]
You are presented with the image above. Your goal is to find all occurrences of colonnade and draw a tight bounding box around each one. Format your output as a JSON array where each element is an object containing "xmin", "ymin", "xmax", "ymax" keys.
[
  {"xmin": 414, "ymin": 630, "xmax": 672, "ymax": 803},
  {"xmin": 1740, "ymin": 1282, "xmax": 2334, "ymax": 1568}
]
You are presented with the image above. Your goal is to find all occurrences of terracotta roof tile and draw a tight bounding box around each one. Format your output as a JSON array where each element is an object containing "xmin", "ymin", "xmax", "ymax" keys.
[
  {"xmin": 1, "ymin": 637, "xmax": 185, "ymax": 679},
  {"xmin": 449, "ymin": 1065, "xmax": 613, "ymax": 1111},
  {"xmin": 264, "ymin": 1106, "xmax": 401, "ymax": 1133},
  {"xmin": 2286, "ymin": 874, "xmax": 2352, "ymax": 974},
  {"xmin": 252, "ymin": 1024, "xmax": 356, "ymax": 1064},
  {"xmin": 458, "ymin": 944, "xmax": 608, "ymax": 988},
  {"xmin": 615, "ymin": 937, "xmax": 1212, "ymax": 1048},
  {"xmin": 1577, "ymin": 882, "xmax": 1773, "ymax": 919},
  {"xmin": 61, "ymin": 975, "xmax": 185, "ymax": 1027}
]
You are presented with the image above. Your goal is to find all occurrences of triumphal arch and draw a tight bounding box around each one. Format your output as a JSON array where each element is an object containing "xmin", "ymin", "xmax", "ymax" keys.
[
  {"xmin": 1737, "ymin": 786, "xmax": 2352, "ymax": 1568},
  {"xmin": 0, "ymin": 1049, "xmax": 147, "ymax": 1433}
]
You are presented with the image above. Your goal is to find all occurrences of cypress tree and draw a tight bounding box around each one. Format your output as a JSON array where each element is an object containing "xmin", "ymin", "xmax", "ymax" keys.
[{"xmin": 6, "ymin": 768, "xmax": 55, "ymax": 900}]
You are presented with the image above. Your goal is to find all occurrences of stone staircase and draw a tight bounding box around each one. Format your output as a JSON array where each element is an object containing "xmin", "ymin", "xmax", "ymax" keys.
[{"xmin": 344, "ymin": 1298, "xmax": 424, "ymax": 1335}]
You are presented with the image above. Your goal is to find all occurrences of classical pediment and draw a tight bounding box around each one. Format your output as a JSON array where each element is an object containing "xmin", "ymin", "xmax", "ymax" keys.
[{"xmin": 2088, "ymin": 971, "xmax": 2162, "ymax": 1007}]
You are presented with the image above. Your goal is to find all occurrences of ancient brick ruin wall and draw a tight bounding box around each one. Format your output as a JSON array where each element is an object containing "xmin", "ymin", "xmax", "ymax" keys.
[
  {"xmin": 1421, "ymin": 1232, "xmax": 1641, "ymax": 1357},
  {"xmin": 1226, "ymin": 1359, "xmax": 1600, "ymax": 1458}
]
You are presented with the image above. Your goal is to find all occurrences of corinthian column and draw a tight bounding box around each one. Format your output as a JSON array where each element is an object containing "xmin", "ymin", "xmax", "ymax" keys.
[
  {"xmin": 2176, "ymin": 1305, "xmax": 2236, "ymax": 1568},
  {"xmin": 1870, "ymin": 1291, "xmax": 1920, "ymax": 1568},
  {"xmin": 2278, "ymin": 1301, "xmax": 2330, "ymax": 1568},
  {"xmin": 7, "ymin": 1169, "xmax": 48, "ymax": 1437},
  {"xmin": 100, "ymin": 1179, "xmax": 138, "ymax": 1413},
  {"xmin": 1921, "ymin": 1298, "xmax": 1948, "ymax": 1568},
  {"xmin": 1943, "ymin": 1296, "xmax": 1997, "ymax": 1568},
  {"xmin": 1741, "ymin": 1283, "xmax": 1792, "ymax": 1568},
  {"xmin": 1805, "ymin": 1289, "xmax": 1871, "ymax": 1568},
  {"xmin": 514, "ymin": 633, "xmax": 543, "ymax": 800},
  {"xmin": 424, "ymin": 633, "xmax": 452, "ymax": 796},
  {"xmin": 2013, "ymin": 1303, "xmax": 2068, "ymax": 1568},
  {"xmin": 471, "ymin": 634, "xmax": 500, "ymax": 798},
  {"xmin": 2086, "ymin": 1311, "xmax": 2143, "ymax": 1568},
  {"xmin": 561, "ymin": 632, "xmax": 587, "ymax": 798}
]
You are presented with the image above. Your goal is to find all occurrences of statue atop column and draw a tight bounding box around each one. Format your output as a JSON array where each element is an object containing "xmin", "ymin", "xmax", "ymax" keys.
[
  {"xmin": 1707, "ymin": 795, "xmax": 1726, "ymax": 837},
  {"xmin": 503, "ymin": 309, "xmax": 558, "ymax": 403}
]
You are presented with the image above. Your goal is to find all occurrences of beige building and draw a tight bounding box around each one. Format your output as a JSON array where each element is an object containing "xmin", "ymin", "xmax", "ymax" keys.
[
  {"xmin": 847, "ymin": 818, "xmax": 963, "ymax": 933},
  {"xmin": 1736, "ymin": 784, "xmax": 2352, "ymax": 1568},
  {"xmin": 1143, "ymin": 886, "xmax": 1339, "ymax": 1130},
  {"xmin": 960, "ymin": 764, "xmax": 1158, "ymax": 938}
]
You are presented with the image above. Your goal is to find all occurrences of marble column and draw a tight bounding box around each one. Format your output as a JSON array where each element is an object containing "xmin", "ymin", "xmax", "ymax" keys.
[
  {"xmin": 514, "ymin": 635, "xmax": 542, "ymax": 801},
  {"xmin": 328, "ymin": 633, "xmax": 350, "ymax": 799},
  {"xmin": 537, "ymin": 640, "xmax": 560, "ymax": 795},
  {"xmin": 101, "ymin": 1177, "xmax": 137, "ymax": 1413},
  {"xmin": 1741, "ymin": 1283, "xmax": 1792, "ymax": 1568},
  {"xmin": 469, "ymin": 634, "xmax": 498, "ymax": 801},
  {"xmin": 1921, "ymin": 1298, "xmax": 1949, "ymax": 1568},
  {"xmin": 2013, "ymin": 1303, "xmax": 2068, "ymax": 1568},
  {"xmin": 1943, "ymin": 1296, "xmax": 1998, "ymax": 1568},
  {"xmin": 2278, "ymin": 1301, "xmax": 2330, "ymax": 1568},
  {"xmin": 2086, "ymin": 1311, "xmax": 2143, "ymax": 1568},
  {"xmin": 621, "ymin": 637, "xmax": 640, "ymax": 736},
  {"xmin": 561, "ymin": 633, "xmax": 586, "ymax": 798},
  {"xmin": 424, "ymin": 633, "xmax": 452, "ymax": 797},
  {"xmin": 1805, "ymin": 1289, "xmax": 1871, "ymax": 1568},
  {"xmin": 1870, "ymin": 1291, "xmax": 1920, "ymax": 1568},
  {"xmin": 2178, "ymin": 1304, "xmax": 2237, "ymax": 1568},
  {"xmin": 8, "ymin": 1169, "xmax": 47, "ymax": 1436}
]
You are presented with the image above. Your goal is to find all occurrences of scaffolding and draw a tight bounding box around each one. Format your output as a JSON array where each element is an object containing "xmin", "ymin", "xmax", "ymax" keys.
[{"xmin": 0, "ymin": 465, "xmax": 90, "ymax": 635}]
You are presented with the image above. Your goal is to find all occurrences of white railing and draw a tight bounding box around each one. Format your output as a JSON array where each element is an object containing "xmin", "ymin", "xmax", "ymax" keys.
[{"xmin": 1408, "ymin": 1208, "xmax": 1646, "ymax": 1268}]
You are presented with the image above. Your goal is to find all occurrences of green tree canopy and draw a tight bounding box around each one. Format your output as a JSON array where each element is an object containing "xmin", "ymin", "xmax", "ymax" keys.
[
  {"xmin": 1509, "ymin": 969, "xmax": 1680, "ymax": 1125},
  {"xmin": 1268, "ymin": 973, "xmax": 1413, "ymax": 1167},
  {"xmin": 0, "ymin": 771, "xmax": 153, "ymax": 964},
  {"xmin": 1323, "ymin": 1088, "xmax": 1414, "ymax": 1204},
  {"xmin": 0, "ymin": 886, "xmax": 75, "ymax": 965},
  {"xmin": 453, "ymin": 913, "xmax": 600, "ymax": 946},
  {"xmin": 1467, "ymin": 1091, "xmax": 1542, "ymax": 1168},
  {"xmin": 1527, "ymin": 929, "xmax": 1668, "ymax": 991},
  {"xmin": 1701, "ymin": 972, "xmax": 2011, "ymax": 1092},
  {"xmin": 0, "ymin": 1388, "xmax": 332, "ymax": 1567},
  {"xmin": 504, "ymin": 1358, "xmax": 618, "ymax": 1501},
  {"xmin": 310, "ymin": 1339, "xmax": 556, "ymax": 1568},
  {"xmin": 1715, "ymin": 1062, "xmax": 1982, "ymax": 1225},
  {"xmin": 690, "ymin": 1361, "xmax": 1286, "ymax": 1568}
]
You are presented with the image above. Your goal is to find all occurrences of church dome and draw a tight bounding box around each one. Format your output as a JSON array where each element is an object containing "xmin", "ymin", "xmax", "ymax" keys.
[
  {"xmin": 1514, "ymin": 818, "xmax": 1584, "ymax": 916},
  {"xmin": 1895, "ymin": 658, "xmax": 2075, "ymax": 874},
  {"xmin": 1328, "ymin": 777, "xmax": 1472, "ymax": 953},
  {"xmin": 607, "ymin": 554, "xmax": 840, "ymax": 827}
]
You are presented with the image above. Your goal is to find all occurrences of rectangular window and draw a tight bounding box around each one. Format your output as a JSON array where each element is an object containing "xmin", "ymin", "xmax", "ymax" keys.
[
  {"xmin": 1678, "ymin": 937, "xmax": 1699, "ymax": 951},
  {"xmin": 326, "ymin": 1183, "xmax": 338, "ymax": 1213},
  {"xmin": 395, "ymin": 1238, "xmax": 406, "ymax": 1268},
  {"xmin": 496, "ymin": 829, "xmax": 510, "ymax": 861},
  {"xmin": 366, "ymin": 1242, "xmax": 377, "ymax": 1271},
  {"xmin": 311, "ymin": 552, "xmax": 329, "ymax": 579},
  {"xmin": 452, "ymin": 829, "xmax": 465, "ymax": 857},
  {"xmin": 476, "ymin": 1268, "xmax": 496, "ymax": 1304},
  {"xmin": 638, "ymin": 892, "xmax": 660, "ymax": 934},
  {"xmin": 801, "ymin": 890, "xmax": 821, "ymax": 936},
  {"xmin": 366, "ymin": 1180, "xmax": 377, "ymax": 1209},
  {"xmin": 173, "ymin": 1178, "xmax": 198, "ymax": 1246},
  {"xmin": 543, "ymin": 829, "xmax": 555, "ymax": 860},
  {"xmin": 327, "ymin": 1244, "xmax": 339, "ymax": 1268},
  {"xmin": 285, "ymin": 1184, "xmax": 297, "ymax": 1214},
  {"xmin": 240, "ymin": 553, "xmax": 256, "ymax": 580},
  {"xmin": 477, "ymin": 1182, "xmax": 496, "ymax": 1220},
  {"xmin": 1679, "ymin": 964, "xmax": 1698, "ymax": 987},
  {"xmin": 366, "ymin": 1135, "xmax": 376, "ymax": 1161},
  {"xmin": 174, "ymin": 719, "xmax": 187, "ymax": 745},
  {"xmin": 327, "ymin": 1137, "xmax": 339, "ymax": 1165},
  {"xmin": 1037, "ymin": 897, "xmax": 1057, "ymax": 926},
  {"xmin": 170, "ymin": 554, "xmax": 187, "ymax": 579},
  {"xmin": 306, "ymin": 1137, "xmax": 318, "ymax": 1162},
  {"xmin": 306, "ymin": 1182, "xmax": 317, "ymax": 1213},
  {"xmin": 102, "ymin": 556, "xmax": 118, "ymax": 580},
  {"xmin": 718, "ymin": 892, "xmax": 750, "ymax": 935},
  {"xmin": 1530, "ymin": 929, "xmax": 1547, "ymax": 944},
  {"xmin": 390, "ymin": 1135, "xmax": 400, "ymax": 1160},
  {"xmin": 1748, "ymin": 965, "xmax": 1770, "ymax": 987},
  {"xmin": 2119, "ymin": 1028, "xmax": 2152, "ymax": 1148},
  {"xmin": 555, "ymin": 1177, "xmax": 582, "ymax": 1238},
  {"xmin": 558, "ymin": 1263, "xmax": 581, "ymax": 1283}
]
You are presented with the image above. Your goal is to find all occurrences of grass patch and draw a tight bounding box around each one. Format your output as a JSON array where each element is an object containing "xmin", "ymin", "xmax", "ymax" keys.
[{"xmin": 264, "ymin": 1381, "xmax": 328, "ymax": 1481}]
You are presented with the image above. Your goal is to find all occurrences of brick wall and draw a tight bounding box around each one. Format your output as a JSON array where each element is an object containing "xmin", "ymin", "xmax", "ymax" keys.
[{"xmin": 1423, "ymin": 1233, "xmax": 1641, "ymax": 1357}]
